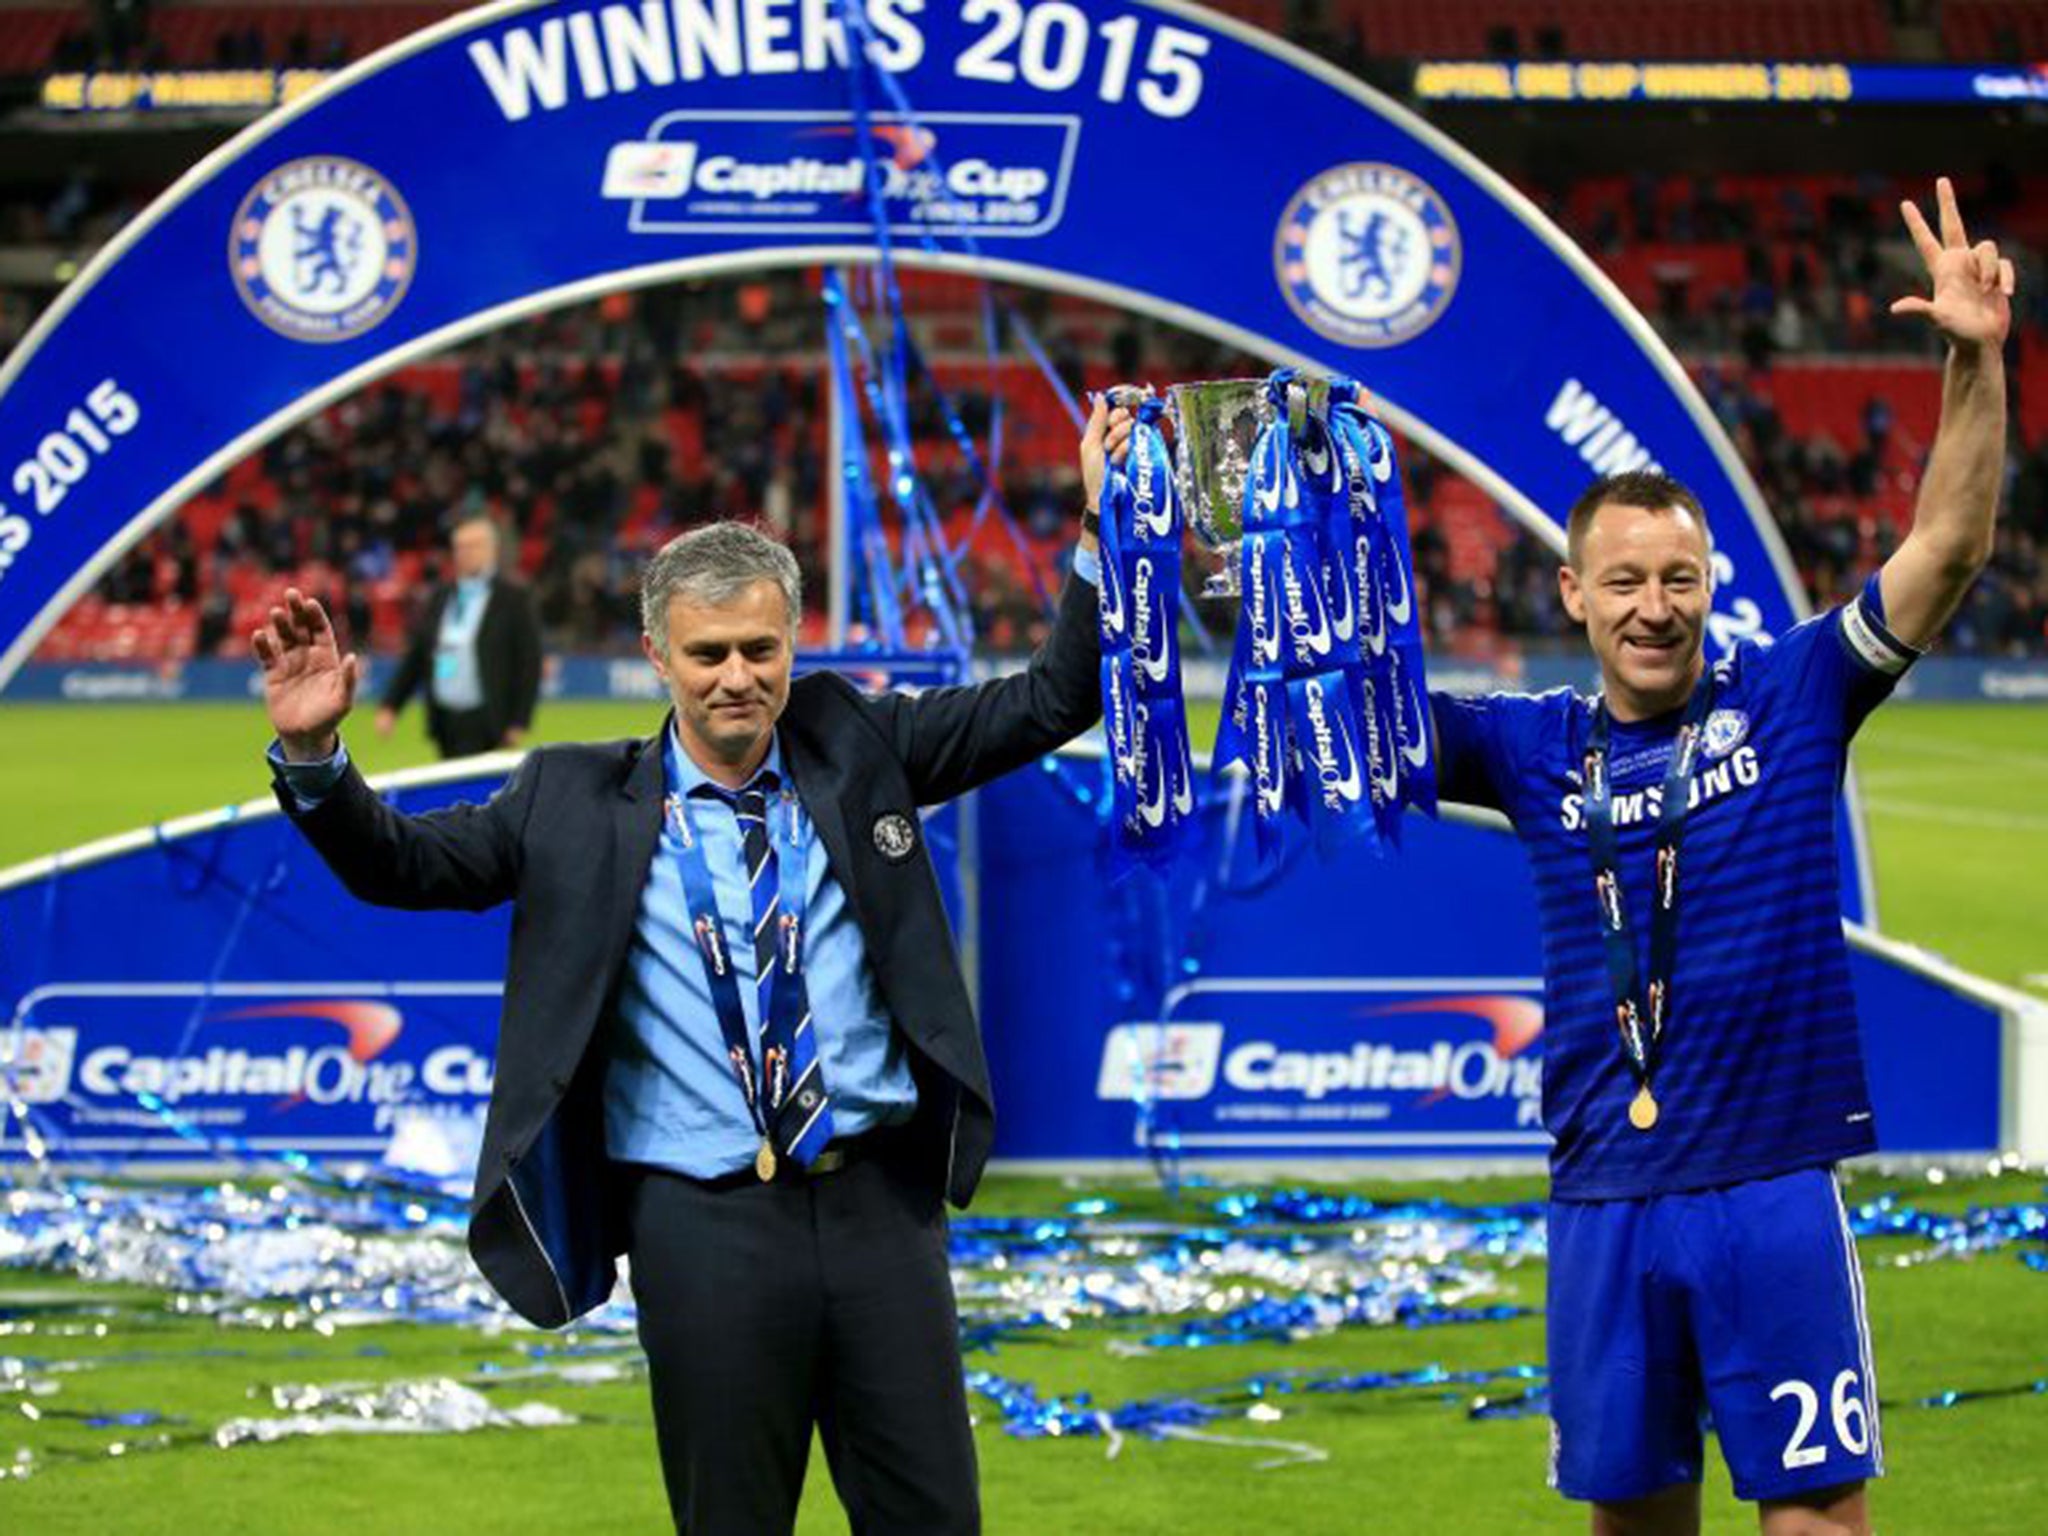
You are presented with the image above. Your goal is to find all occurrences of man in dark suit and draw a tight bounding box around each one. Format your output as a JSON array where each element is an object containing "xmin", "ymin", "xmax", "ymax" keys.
[
  {"xmin": 376, "ymin": 511, "xmax": 544, "ymax": 758},
  {"xmin": 251, "ymin": 401, "xmax": 1127, "ymax": 1534}
]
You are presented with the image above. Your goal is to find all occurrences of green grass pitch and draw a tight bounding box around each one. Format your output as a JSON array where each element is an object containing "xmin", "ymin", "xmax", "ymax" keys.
[{"xmin": 1, "ymin": 695, "xmax": 2044, "ymax": 1531}]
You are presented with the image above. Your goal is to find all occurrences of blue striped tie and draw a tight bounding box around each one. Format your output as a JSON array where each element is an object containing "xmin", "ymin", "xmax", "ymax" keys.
[{"xmin": 732, "ymin": 778, "xmax": 834, "ymax": 1165}]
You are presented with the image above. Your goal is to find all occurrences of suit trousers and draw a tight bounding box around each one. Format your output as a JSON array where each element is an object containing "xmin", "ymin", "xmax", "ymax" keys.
[
  {"xmin": 624, "ymin": 1145, "xmax": 980, "ymax": 1536},
  {"xmin": 432, "ymin": 706, "xmax": 500, "ymax": 759}
]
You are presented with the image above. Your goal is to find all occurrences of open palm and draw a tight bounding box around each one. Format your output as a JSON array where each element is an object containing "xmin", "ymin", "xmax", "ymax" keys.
[
  {"xmin": 253, "ymin": 588, "xmax": 359, "ymax": 753},
  {"xmin": 1893, "ymin": 177, "xmax": 2014, "ymax": 351}
]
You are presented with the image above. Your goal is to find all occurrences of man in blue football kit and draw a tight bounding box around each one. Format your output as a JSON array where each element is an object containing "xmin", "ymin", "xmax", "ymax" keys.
[{"xmin": 1430, "ymin": 181, "xmax": 2013, "ymax": 1536}]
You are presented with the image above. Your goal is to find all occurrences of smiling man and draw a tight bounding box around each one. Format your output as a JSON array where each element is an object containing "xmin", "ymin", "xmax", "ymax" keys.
[
  {"xmin": 1427, "ymin": 180, "xmax": 2013, "ymax": 1536},
  {"xmin": 254, "ymin": 400, "xmax": 1129, "ymax": 1535}
]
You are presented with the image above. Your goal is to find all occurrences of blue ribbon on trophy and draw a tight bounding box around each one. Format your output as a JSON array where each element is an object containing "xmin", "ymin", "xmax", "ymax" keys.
[
  {"xmin": 1097, "ymin": 389, "xmax": 1197, "ymax": 869},
  {"xmin": 1165, "ymin": 368, "xmax": 1435, "ymax": 865},
  {"xmin": 1328, "ymin": 378, "xmax": 1438, "ymax": 829},
  {"xmin": 1191, "ymin": 373, "xmax": 1298, "ymax": 863}
]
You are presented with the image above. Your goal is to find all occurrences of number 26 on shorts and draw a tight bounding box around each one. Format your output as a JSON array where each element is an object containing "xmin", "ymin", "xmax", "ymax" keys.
[{"xmin": 1770, "ymin": 1368, "xmax": 1871, "ymax": 1470}]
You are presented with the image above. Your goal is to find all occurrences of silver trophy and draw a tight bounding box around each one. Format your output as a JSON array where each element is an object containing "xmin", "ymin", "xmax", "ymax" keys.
[{"xmin": 1166, "ymin": 375, "xmax": 1329, "ymax": 596}]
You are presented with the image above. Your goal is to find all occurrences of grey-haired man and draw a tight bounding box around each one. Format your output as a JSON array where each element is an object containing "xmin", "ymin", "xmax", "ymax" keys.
[{"xmin": 254, "ymin": 401, "xmax": 1129, "ymax": 1532}]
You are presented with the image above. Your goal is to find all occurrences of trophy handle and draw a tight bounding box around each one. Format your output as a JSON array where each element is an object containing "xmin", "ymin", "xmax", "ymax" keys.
[{"xmin": 1285, "ymin": 375, "xmax": 1331, "ymax": 436}]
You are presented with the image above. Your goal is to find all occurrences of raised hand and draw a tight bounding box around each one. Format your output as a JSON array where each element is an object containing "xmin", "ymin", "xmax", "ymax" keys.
[
  {"xmin": 1079, "ymin": 393, "xmax": 1137, "ymax": 519},
  {"xmin": 252, "ymin": 588, "xmax": 359, "ymax": 759},
  {"xmin": 1892, "ymin": 177, "xmax": 2015, "ymax": 352}
]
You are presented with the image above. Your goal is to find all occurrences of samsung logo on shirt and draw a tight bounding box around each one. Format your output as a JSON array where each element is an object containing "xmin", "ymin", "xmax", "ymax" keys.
[{"xmin": 1558, "ymin": 744, "xmax": 1761, "ymax": 831}]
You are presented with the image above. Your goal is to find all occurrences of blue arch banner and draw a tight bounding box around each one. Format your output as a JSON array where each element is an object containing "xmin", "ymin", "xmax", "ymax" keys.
[{"xmin": 0, "ymin": 0, "xmax": 1876, "ymax": 917}]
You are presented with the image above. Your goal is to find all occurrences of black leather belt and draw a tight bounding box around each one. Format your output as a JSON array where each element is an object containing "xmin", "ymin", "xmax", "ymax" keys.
[
  {"xmin": 806, "ymin": 1143, "xmax": 855, "ymax": 1175},
  {"xmin": 677, "ymin": 1127, "xmax": 900, "ymax": 1191}
]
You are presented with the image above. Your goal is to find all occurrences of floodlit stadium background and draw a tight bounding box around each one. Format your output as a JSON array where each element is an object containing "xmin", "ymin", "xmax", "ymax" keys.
[{"xmin": 1, "ymin": 2, "xmax": 2044, "ymax": 1531}]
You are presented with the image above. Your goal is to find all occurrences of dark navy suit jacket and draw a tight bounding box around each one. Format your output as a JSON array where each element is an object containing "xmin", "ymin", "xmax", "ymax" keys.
[
  {"xmin": 380, "ymin": 574, "xmax": 543, "ymax": 748},
  {"xmin": 279, "ymin": 578, "xmax": 1100, "ymax": 1326}
]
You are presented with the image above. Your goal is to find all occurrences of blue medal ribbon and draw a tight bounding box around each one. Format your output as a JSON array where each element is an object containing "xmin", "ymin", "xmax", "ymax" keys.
[
  {"xmin": 660, "ymin": 734, "xmax": 812, "ymax": 1159},
  {"xmin": 1579, "ymin": 676, "xmax": 1716, "ymax": 1112}
]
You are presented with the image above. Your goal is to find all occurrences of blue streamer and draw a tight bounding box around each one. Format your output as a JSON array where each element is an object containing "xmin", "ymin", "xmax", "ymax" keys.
[
  {"xmin": 1330, "ymin": 381, "xmax": 1439, "ymax": 825},
  {"xmin": 827, "ymin": 3, "xmax": 974, "ymax": 654},
  {"xmin": 1215, "ymin": 372, "xmax": 1438, "ymax": 863},
  {"xmin": 822, "ymin": 269, "xmax": 906, "ymax": 647},
  {"xmin": 1097, "ymin": 394, "xmax": 1197, "ymax": 870}
]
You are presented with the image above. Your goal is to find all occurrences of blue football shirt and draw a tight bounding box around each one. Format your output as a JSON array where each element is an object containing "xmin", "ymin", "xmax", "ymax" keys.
[{"xmin": 1431, "ymin": 577, "xmax": 1919, "ymax": 1199}]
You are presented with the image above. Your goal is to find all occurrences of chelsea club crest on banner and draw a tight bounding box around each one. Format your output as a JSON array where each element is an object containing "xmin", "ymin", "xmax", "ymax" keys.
[
  {"xmin": 1274, "ymin": 162, "xmax": 1460, "ymax": 349},
  {"xmin": 230, "ymin": 157, "xmax": 416, "ymax": 343}
]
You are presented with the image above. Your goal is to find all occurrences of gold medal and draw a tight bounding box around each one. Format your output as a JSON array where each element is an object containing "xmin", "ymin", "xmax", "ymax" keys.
[
  {"xmin": 754, "ymin": 1140, "xmax": 779, "ymax": 1181},
  {"xmin": 1628, "ymin": 1086, "xmax": 1659, "ymax": 1132}
]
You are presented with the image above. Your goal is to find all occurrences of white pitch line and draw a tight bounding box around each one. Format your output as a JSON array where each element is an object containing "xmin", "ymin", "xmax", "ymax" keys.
[
  {"xmin": 1857, "ymin": 766, "xmax": 2038, "ymax": 788},
  {"xmin": 1859, "ymin": 797, "xmax": 2048, "ymax": 833},
  {"xmin": 1868, "ymin": 736, "xmax": 2048, "ymax": 772}
]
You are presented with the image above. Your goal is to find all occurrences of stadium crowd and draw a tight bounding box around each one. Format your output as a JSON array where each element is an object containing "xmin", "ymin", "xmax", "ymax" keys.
[
  {"xmin": 4, "ymin": 2, "xmax": 2044, "ymax": 663},
  {"xmin": 58, "ymin": 265, "xmax": 2048, "ymax": 666}
]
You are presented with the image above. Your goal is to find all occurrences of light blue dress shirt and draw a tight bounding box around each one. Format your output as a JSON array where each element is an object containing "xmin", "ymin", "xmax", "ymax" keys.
[
  {"xmin": 431, "ymin": 576, "xmax": 492, "ymax": 711},
  {"xmin": 270, "ymin": 545, "xmax": 1102, "ymax": 1178},
  {"xmin": 266, "ymin": 730, "xmax": 919, "ymax": 1179},
  {"xmin": 607, "ymin": 727, "xmax": 918, "ymax": 1176},
  {"xmin": 268, "ymin": 739, "xmax": 351, "ymax": 805}
]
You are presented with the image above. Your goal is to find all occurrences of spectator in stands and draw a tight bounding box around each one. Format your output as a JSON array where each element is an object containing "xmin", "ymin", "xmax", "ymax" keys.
[
  {"xmin": 31, "ymin": 154, "xmax": 2045, "ymax": 670},
  {"xmin": 375, "ymin": 511, "xmax": 543, "ymax": 758},
  {"xmin": 195, "ymin": 576, "xmax": 234, "ymax": 659}
]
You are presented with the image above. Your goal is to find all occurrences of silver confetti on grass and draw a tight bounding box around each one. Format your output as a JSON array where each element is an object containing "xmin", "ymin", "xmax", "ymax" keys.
[{"xmin": 213, "ymin": 1379, "xmax": 574, "ymax": 1447}]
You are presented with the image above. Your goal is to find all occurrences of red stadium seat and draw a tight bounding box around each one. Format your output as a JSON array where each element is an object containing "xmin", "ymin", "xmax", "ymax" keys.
[
  {"xmin": 0, "ymin": 7, "xmax": 86, "ymax": 74},
  {"xmin": 1942, "ymin": 0, "xmax": 2048, "ymax": 61}
]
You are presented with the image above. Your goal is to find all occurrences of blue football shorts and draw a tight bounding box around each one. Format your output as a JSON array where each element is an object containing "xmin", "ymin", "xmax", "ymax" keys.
[{"xmin": 1546, "ymin": 1165, "xmax": 1884, "ymax": 1504}]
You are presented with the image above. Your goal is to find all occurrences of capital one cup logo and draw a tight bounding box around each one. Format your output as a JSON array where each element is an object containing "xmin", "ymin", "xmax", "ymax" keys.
[
  {"xmin": 1095, "ymin": 1023, "xmax": 1225, "ymax": 1102},
  {"xmin": 1105, "ymin": 653, "xmax": 1137, "ymax": 776},
  {"xmin": 1250, "ymin": 426, "xmax": 1299, "ymax": 519},
  {"xmin": 1355, "ymin": 529, "xmax": 1384, "ymax": 657},
  {"xmin": 1363, "ymin": 417, "xmax": 1398, "ymax": 484},
  {"xmin": 1132, "ymin": 433, "xmax": 1174, "ymax": 540},
  {"xmin": 1247, "ymin": 537, "xmax": 1281, "ymax": 666},
  {"xmin": 1303, "ymin": 676, "xmax": 1363, "ymax": 810},
  {"xmin": 1323, "ymin": 537, "xmax": 1357, "ymax": 645},
  {"xmin": 1131, "ymin": 556, "xmax": 1173, "ymax": 685},
  {"xmin": 1341, "ymin": 426, "xmax": 1379, "ymax": 515},
  {"xmin": 3, "ymin": 1026, "xmax": 76, "ymax": 1103},
  {"xmin": 1280, "ymin": 544, "xmax": 1332, "ymax": 668},
  {"xmin": 1136, "ymin": 708, "xmax": 1174, "ymax": 829},
  {"xmin": 1360, "ymin": 666, "xmax": 1398, "ymax": 806},
  {"xmin": 1298, "ymin": 422, "xmax": 1340, "ymax": 490},
  {"xmin": 1252, "ymin": 683, "xmax": 1285, "ymax": 815},
  {"xmin": 1390, "ymin": 649, "xmax": 1431, "ymax": 770},
  {"xmin": 1099, "ymin": 537, "xmax": 1130, "ymax": 637},
  {"xmin": 1382, "ymin": 530, "xmax": 1414, "ymax": 627}
]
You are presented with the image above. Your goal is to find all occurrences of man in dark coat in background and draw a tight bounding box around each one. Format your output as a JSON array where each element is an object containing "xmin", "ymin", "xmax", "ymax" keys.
[{"xmin": 377, "ymin": 510, "xmax": 542, "ymax": 758}]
